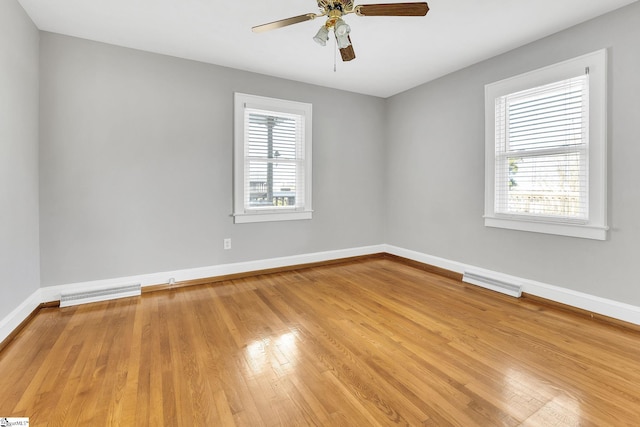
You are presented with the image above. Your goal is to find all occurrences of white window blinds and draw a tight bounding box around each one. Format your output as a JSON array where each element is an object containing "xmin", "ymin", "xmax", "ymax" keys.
[
  {"xmin": 244, "ymin": 108, "xmax": 306, "ymax": 211},
  {"xmin": 494, "ymin": 74, "xmax": 589, "ymax": 222}
]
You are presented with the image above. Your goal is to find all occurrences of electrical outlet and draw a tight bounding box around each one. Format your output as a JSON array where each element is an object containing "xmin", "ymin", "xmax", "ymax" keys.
[{"xmin": 223, "ymin": 238, "xmax": 231, "ymax": 250}]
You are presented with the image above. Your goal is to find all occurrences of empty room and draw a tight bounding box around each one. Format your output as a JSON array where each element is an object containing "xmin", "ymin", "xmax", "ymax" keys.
[{"xmin": 1, "ymin": 0, "xmax": 639, "ymax": 425}]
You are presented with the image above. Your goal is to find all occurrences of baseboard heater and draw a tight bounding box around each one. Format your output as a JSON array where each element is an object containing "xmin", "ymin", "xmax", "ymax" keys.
[
  {"xmin": 462, "ymin": 271, "xmax": 522, "ymax": 298},
  {"xmin": 60, "ymin": 284, "xmax": 142, "ymax": 307}
]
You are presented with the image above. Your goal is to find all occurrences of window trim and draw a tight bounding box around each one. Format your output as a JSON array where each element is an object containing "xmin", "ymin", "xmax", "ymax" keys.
[
  {"xmin": 484, "ymin": 49, "xmax": 608, "ymax": 240},
  {"xmin": 233, "ymin": 93, "xmax": 313, "ymax": 224}
]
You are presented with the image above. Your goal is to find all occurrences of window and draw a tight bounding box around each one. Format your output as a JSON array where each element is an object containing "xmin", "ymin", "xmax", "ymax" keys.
[
  {"xmin": 484, "ymin": 49, "xmax": 607, "ymax": 240},
  {"xmin": 233, "ymin": 93, "xmax": 312, "ymax": 223}
]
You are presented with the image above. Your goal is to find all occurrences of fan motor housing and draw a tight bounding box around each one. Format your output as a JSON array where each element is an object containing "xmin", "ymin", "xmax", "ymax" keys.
[{"xmin": 318, "ymin": 0, "xmax": 355, "ymax": 13}]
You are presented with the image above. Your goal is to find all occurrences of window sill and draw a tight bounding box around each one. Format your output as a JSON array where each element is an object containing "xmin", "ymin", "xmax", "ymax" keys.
[
  {"xmin": 234, "ymin": 211, "xmax": 313, "ymax": 224},
  {"xmin": 484, "ymin": 216, "xmax": 607, "ymax": 240}
]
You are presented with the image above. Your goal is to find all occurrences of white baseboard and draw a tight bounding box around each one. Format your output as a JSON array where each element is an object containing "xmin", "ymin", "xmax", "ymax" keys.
[
  {"xmin": 385, "ymin": 245, "xmax": 640, "ymax": 326},
  {"xmin": 39, "ymin": 245, "xmax": 387, "ymax": 304},
  {"xmin": 384, "ymin": 245, "xmax": 468, "ymax": 274},
  {"xmin": 3, "ymin": 243, "xmax": 639, "ymax": 347},
  {"xmin": 0, "ymin": 289, "xmax": 42, "ymax": 345}
]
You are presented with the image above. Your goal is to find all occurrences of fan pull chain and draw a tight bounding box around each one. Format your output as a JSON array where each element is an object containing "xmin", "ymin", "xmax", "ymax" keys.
[{"xmin": 334, "ymin": 33, "xmax": 337, "ymax": 72}]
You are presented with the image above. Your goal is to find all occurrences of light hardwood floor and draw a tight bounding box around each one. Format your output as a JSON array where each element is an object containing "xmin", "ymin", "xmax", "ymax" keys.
[{"xmin": 1, "ymin": 258, "xmax": 639, "ymax": 426}]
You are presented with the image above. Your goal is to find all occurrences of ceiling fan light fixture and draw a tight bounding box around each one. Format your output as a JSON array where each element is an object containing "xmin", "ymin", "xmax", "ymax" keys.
[
  {"xmin": 335, "ymin": 32, "xmax": 351, "ymax": 49},
  {"xmin": 334, "ymin": 18, "xmax": 351, "ymax": 37},
  {"xmin": 313, "ymin": 25, "xmax": 330, "ymax": 46}
]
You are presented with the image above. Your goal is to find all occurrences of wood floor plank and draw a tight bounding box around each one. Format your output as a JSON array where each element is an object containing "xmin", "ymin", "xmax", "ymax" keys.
[{"xmin": 1, "ymin": 258, "xmax": 639, "ymax": 426}]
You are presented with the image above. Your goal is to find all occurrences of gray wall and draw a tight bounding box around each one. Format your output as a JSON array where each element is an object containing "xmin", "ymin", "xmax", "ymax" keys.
[
  {"xmin": 39, "ymin": 33, "xmax": 387, "ymax": 286},
  {"xmin": 386, "ymin": 2, "xmax": 640, "ymax": 305},
  {"xmin": 0, "ymin": 1, "xmax": 41, "ymax": 314}
]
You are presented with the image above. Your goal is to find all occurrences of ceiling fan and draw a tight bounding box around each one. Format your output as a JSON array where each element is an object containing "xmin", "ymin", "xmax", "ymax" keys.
[{"xmin": 252, "ymin": 1, "xmax": 429, "ymax": 62}]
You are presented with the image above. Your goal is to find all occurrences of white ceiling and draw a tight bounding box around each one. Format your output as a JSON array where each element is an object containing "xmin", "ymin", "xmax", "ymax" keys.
[{"xmin": 18, "ymin": 0, "xmax": 637, "ymax": 98}]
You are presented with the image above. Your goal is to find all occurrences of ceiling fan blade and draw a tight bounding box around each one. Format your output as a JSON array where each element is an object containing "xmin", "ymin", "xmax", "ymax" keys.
[
  {"xmin": 252, "ymin": 13, "xmax": 319, "ymax": 33},
  {"xmin": 339, "ymin": 37, "xmax": 356, "ymax": 62},
  {"xmin": 356, "ymin": 2, "xmax": 429, "ymax": 17}
]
